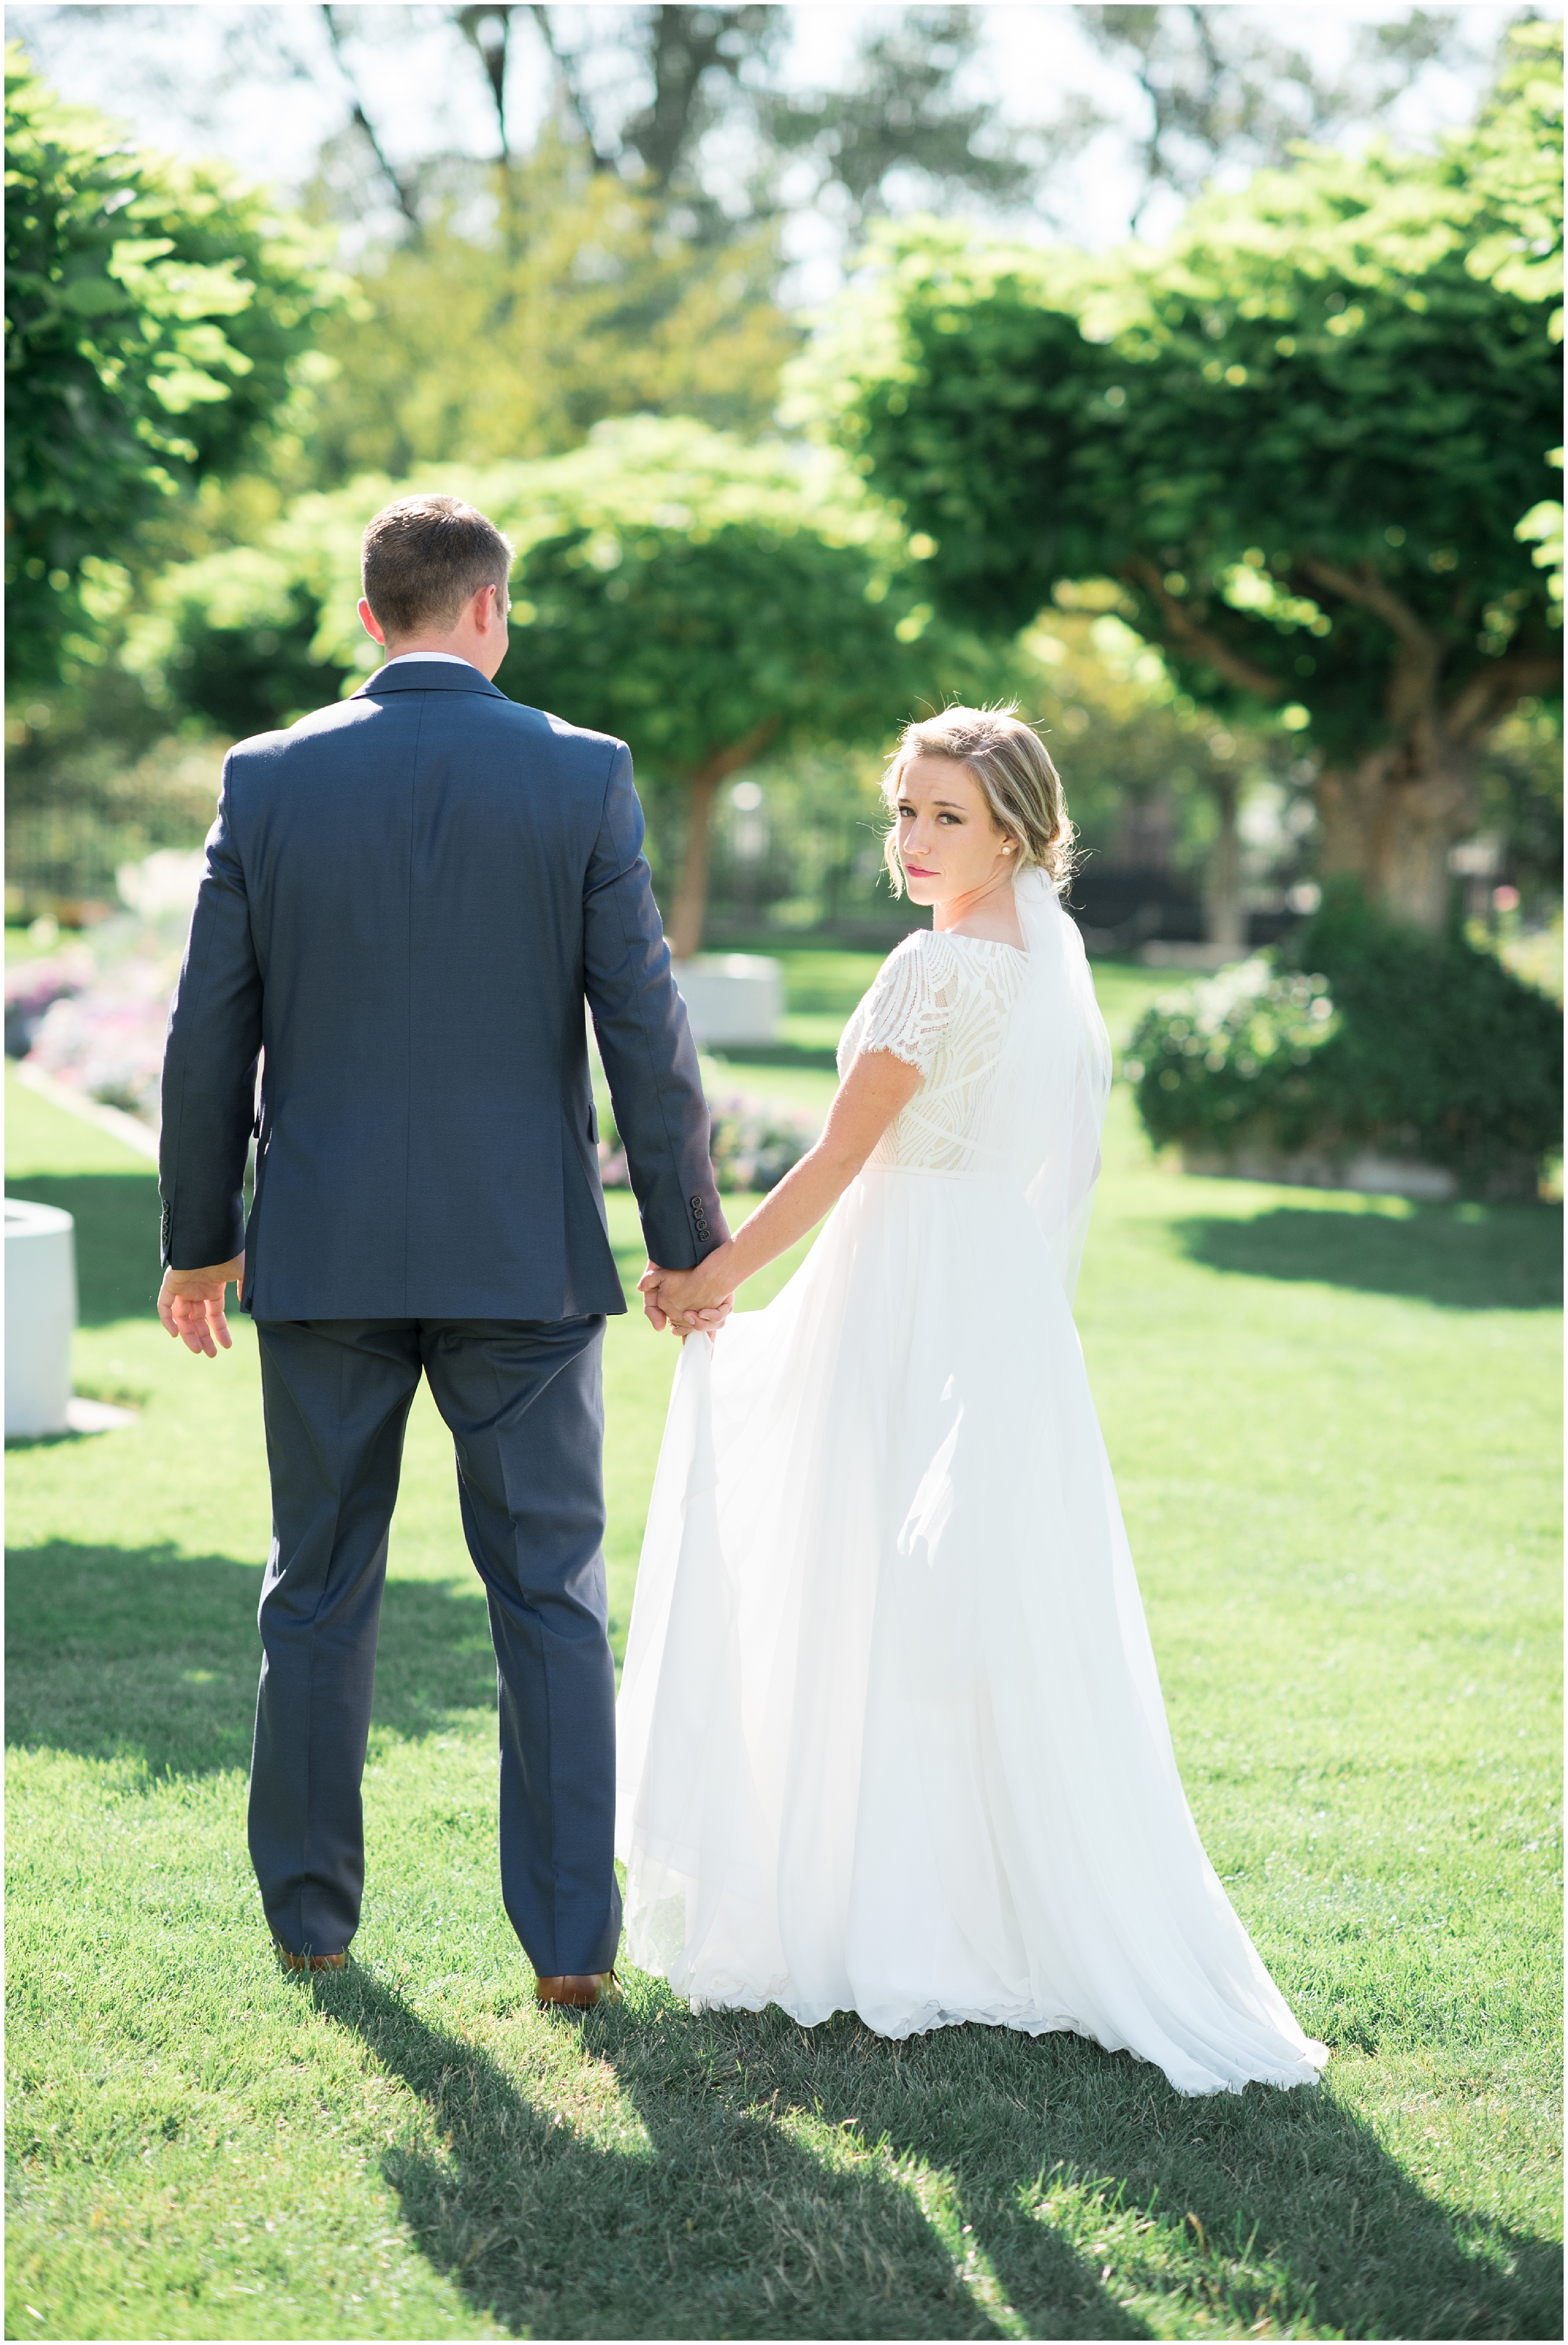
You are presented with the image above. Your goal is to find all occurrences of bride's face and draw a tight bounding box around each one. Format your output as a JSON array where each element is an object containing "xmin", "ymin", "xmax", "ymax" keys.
[{"xmin": 894, "ymin": 757, "xmax": 1015, "ymax": 907}]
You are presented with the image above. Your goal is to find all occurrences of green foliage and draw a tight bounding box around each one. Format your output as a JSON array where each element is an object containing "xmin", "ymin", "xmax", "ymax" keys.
[
  {"xmin": 1474, "ymin": 695, "xmax": 1564, "ymax": 905},
  {"xmin": 304, "ymin": 144, "xmax": 797, "ymax": 482},
  {"xmin": 124, "ymin": 545, "xmax": 337, "ymax": 738},
  {"xmin": 135, "ymin": 430, "xmax": 1305, "ymax": 929},
  {"xmin": 1459, "ymin": 18, "xmax": 1564, "ymax": 325},
  {"xmin": 130, "ymin": 417, "xmax": 984, "ymax": 944},
  {"xmin": 1129, "ymin": 887, "xmax": 1564, "ymax": 1189},
  {"xmin": 798, "ymin": 23, "xmax": 1562, "ymax": 763},
  {"xmin": 135, "ymin": 418, "xmax": 956, "ymax": 781},
  {"xmin": 1074, "ymin": 4, "xmax": 1503, "ymax": 231},
  {"xmin": 489, "ymin": 423, "xmax": 943, "ymax": 788},
  {"xmin": 4, "ymin": 43, "xmax": 339, "ymax": 691},
  {"xmin": 1128, "ymin": 960, "xmax": 1340, "ymax": 1154},
  {"xmin": 1286, "ymin": 885, "xmax": 1565, "ymax": 1184}
]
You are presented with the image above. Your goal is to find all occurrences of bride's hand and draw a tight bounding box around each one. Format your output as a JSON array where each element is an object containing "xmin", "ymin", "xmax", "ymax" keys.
[{"xmin": 640, "ymin": 1248, "xmax": 736, "ymax": 1337}]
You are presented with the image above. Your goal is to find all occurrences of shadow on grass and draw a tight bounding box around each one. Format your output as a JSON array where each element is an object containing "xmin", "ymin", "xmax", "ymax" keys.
[
  {"xmin": 3, "ymin": 1171, "xmax": 161, "ymax": 1326},
  {"xmin": 9, "ymin": 1533, "xmax": 1558, "ymax": 2335},
  {"xmin": 315, "ymin": 1967, "xmax": 1139, "ymax": 2341},
  {"xmin": 312, "ymin": 1969, "xmax": 1560, "ymax": 2341},
  {"xmin": 1173, "ymin": 1201, "xmax": 1562, "ymax": 1312},
  {"xmin": 4, "ymin": 1540, "xmax": 497, "ymax": 1777}
]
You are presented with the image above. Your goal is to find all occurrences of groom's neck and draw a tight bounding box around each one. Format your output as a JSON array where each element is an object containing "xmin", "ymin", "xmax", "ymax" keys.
[{"xmin": 382, "ymin": 634, "xmax": 479, "ymax": 667}]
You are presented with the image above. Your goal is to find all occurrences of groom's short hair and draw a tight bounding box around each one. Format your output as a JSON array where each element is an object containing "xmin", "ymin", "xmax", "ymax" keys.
[{"xmin": 361, "ymin": 494, "xmax": 513, "ymax": 637}]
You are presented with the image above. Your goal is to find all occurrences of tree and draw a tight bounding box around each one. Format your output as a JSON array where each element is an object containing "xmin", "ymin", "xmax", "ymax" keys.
[
  {"xmin": 290, "ymin": 6, "xmax": 1058, "ymax": 482},
  {"xmin": 15, "ymin": 4, "xmax": 1501, "ymax": 262},
  {"xmin": 800, "ymin": 23, "xmax": 1562, "ymax": 931},
  {"xmin": 129, "ymin": 418, "xmax": 962, "ymax": 955},
  {"xmin": 757, "ymin": 6, "xmax": 1047, "ymax": 235},
  {"xmin": 3, "ymin": 43, "xmax": 339, "ymax": 691},
  {"xmin": 532, "ymin": 4, "xmax": 779, "ymax": 200},
  {"xmin": 307, "ymin": 4, "xmax": 1042, "ymax": 262},
  {"xmin": 302, "ymin": 140, "xmax": 794, "ymax": 481},
  {"xmin": 524, "ymin": 5, "xmax": 1047, "ymax": 235},
  {"xmin": 1076, "ymin": 4, "xmax": 1495, "ymax": 234},
  {"xmin": 317, "ymin": 5, "xmax": 780, "ymax": 253}
]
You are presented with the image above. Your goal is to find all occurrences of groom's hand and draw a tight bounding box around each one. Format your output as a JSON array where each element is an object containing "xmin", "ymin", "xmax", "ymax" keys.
[
  {"xmin": 157, "ymin": 1254, "xmax": 245, "ymax": 1358},
  {"xmin": 638, "ymin": 1259, "xmax": 671, "ymax": 1332}
]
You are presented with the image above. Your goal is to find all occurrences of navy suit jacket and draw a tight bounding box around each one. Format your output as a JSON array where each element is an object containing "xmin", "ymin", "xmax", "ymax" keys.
[{"xmin": 157, "ymin": 659, "xmax": 726, "ymax": 1320}]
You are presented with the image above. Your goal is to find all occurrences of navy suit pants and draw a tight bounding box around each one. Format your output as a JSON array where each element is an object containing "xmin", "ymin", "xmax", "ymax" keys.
[{"xmin": 249, "ymin": 1315, "xmax": 620, "ymax": 1976}]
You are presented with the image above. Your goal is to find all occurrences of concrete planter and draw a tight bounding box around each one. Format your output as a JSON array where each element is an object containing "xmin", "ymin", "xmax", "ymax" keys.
[
  {"xmin": 5, "ymin": 1198, "xmax": 78, "ymax": 1437},
  {"xmin": 4, "ymin": 1198, "xmax": 136, "ymax": 1437},
  {"xmin": 672, "ymin": 954, "xmax": 783, "ymax": 1049}
]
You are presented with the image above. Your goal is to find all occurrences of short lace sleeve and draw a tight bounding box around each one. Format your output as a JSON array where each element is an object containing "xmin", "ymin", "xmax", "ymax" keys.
[{"xmin": 846, "ymin": 933, "xmax": 955, "ymax": 1078}]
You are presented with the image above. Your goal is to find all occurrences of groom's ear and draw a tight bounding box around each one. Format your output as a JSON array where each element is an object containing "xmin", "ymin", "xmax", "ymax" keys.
[{"xmin": 358, "ymin": 596, "xmax": 388, "ymax": 647}]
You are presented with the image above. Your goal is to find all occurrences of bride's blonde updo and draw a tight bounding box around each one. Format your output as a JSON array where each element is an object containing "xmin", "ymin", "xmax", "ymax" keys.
[{"xmin": 881, "ymin": 704, "xmax": 1074, "ymax": 898}]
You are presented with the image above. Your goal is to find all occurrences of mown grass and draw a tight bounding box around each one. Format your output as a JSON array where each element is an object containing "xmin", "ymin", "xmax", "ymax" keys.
[{"xmin": 5, "ymin": 952, "xmax": 1562, "ymax": 2341}]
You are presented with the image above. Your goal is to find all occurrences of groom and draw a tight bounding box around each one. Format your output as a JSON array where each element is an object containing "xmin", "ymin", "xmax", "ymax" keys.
[{"xmin": 156, "ymin": 492, "xmax": 729, "ymax": 2005}]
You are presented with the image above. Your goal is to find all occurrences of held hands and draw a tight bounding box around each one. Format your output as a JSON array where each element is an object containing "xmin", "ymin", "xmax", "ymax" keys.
[
  {"xmin": 157, "ymin": 1254, "xmax": 245, "ymax": 1358},
  {"xmin": 640, "ymin": 1250, "xmax": 736, "ymax": 1339},
  {"xmin": 158, "ymin": 1246, "xmax": 732, "ymax": 1353}
]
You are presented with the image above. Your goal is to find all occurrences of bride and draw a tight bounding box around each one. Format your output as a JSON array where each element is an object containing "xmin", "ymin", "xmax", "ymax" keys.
[{"xmin": 623, "ymin": 706, "xmax": 1327, "ymax": 2097}]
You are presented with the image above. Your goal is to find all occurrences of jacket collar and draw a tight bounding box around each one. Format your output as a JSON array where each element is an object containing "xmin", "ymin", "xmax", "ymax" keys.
[{"xmin": 352, "ymin": 659, "xmax": 509, "ymax": 700}]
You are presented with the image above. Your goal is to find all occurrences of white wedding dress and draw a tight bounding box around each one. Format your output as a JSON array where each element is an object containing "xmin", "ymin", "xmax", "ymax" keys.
[{"xmin": 616, "ymin": 873, "xmax": 1327, "ymax": 2096}]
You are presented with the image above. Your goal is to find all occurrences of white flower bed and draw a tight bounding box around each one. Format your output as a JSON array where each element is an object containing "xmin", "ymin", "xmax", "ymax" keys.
[{"xmin": 14, "ymin": 851, "xmax": 203, "ymax": 1129}]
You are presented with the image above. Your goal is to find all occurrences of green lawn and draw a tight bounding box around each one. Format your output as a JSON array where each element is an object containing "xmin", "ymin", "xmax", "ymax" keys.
[{"xmin": 5, "ymin": 952, "xmax": 1562, "ymax": 2341}]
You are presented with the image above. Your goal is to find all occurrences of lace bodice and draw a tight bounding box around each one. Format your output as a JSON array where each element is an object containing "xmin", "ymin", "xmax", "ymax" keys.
[{"xmin": 837, "ymin": 929, "xmax": 1032, "ymax": 1178}]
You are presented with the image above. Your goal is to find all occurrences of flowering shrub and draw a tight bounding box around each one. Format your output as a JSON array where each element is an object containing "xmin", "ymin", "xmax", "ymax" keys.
[
  {"xmin": 597, "ymin": 1088, "xmax": 816, "ymax": 1194},
  {"xmin": 707, "ymin": 1093, "xmax": 817, "ymax": 1191},
  {"xmin": 18, "ymin": 850, "xmax": 203, "ymax": 1124},
  {"xmin": 4, "ymin": 944, "xmax": 96, "ymax": 1057},
  {"xmin": 1126, "ymin": 960, "xmax": 1339, "ymax": 1156},
  {"xmin": 28, "ymin": 958, "xmax": 176, "ymax": 1119}
]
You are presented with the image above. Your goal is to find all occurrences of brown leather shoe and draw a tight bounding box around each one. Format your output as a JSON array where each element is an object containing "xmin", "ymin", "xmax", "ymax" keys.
[
  {"xmin": 274, "ymin": 1940, "xmax": 349, "ymax": 1974},
  {"xmin": 534, "ymin": 1970, "xmax": 618, "ymax": 2008}
]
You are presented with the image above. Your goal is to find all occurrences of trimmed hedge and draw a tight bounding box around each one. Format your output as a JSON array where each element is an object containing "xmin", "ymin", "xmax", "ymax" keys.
[
  {"xmin": 1125, "ymin": 960, "xmax": 1339, "ymax": 1154},
  {"xmin": 1127, "ymin": 887, "xmax": 1562, "ymax": 1194}
]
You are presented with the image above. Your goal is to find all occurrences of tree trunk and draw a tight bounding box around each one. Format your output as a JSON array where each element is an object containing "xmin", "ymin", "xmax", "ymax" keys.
[
  {"xmin": 1316, "ymin": 726, "xmax": 1478, "ymax": 932},
  {"xmin": 669, "ymin": 770, "xmax": 721, "ymax": 963},
  {"xmin": 666, "ymin": 722, "xmax": 780, "ymax": 961},
  {"xmin": 1133, "ymin": 555, "xmax": 1555, "ymax": 937},
  {"xmin": 1202, "ymin": 775, "xmax": 1245, "ymax": 952}
]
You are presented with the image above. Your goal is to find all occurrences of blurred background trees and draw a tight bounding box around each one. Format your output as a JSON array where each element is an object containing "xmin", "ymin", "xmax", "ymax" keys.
[
  {"xmin": 4, "ymin": 3, "xmax": 1560, "ymax": 981},
  {"xmin": 3, "ymin": 41, "xmax": 337, "ymax": 691},
  {"xmin": 802, "ymin": 19, "xmax": 1561, "ymax": 935},
  {"xmin": 124, "ymin": 417, "xmax": 982, "ymax": 953}
]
